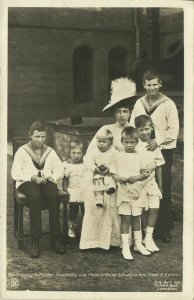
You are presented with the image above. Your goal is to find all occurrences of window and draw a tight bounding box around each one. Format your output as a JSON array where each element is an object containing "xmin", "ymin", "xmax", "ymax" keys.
[
  {"xmin": 109, "ymin": 47, "xmax": 127, "ymax": 82},
  {"xmin": 73, "ymin": 46, "xmax": 93, "ymax": 103}
]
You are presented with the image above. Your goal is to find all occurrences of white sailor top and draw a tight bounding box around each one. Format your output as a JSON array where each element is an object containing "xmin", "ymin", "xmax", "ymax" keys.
[{"xmin": 11, "ymin": 143, "xmax": 64, "ymax": 189}]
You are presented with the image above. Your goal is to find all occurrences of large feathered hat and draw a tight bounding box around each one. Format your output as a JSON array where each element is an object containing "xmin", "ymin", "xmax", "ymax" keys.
[{"xmin": 103, "ymin": 77, "xmax": 136, "ymax": 112}]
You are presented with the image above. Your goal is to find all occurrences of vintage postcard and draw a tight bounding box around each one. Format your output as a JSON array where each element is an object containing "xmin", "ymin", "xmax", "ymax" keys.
[{"xmin": 0, "ymin": 0, "xmax": 193, "ymax": 299}]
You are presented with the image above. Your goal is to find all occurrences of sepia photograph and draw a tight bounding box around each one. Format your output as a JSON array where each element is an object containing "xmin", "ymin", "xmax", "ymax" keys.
[{"xmin": 0, "ymin": 0, "xmax": 193, "ymax": 299}]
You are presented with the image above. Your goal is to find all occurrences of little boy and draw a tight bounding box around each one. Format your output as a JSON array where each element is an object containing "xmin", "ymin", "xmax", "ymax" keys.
[
  {"xmin": 130, "ymin": 69, "xmax": 179, "ymax": 242},
  {"xmin": 112, "ymin": 126, "xmax": 151, "ymax": 259},
  {"xmin": 135, "ymin": 115, "xmax": 165, "ymax": 252}
]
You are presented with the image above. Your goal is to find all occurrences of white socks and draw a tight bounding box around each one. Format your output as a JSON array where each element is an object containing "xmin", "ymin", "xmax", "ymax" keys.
[
  {"xmin": 133, "ymin": 231, "xmax": 151, "ymax": 256},
  {"xmin": 121, "ymin": 227, "xmax": 159, "ymax": 259},
  {"xmin": 121, "ymin": 234, "xmax": 133, "ymax": 260},
  {"xmin": 143, "ymin": 226, "xmax": 160, "ymax": 252}
]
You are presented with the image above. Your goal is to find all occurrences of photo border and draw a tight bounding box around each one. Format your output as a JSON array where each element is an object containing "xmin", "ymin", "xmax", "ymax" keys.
[{"xmin": 0, "ymin": 0, "xmax": 193, "ymax": 299}]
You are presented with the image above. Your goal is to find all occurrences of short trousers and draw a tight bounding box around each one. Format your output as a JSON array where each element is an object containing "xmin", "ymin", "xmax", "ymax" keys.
[
  {"xmin": 148, "ymin": 195, "xmax": 160, "ymax": 209},
  {"xmin": 118, "ymin": 202, "xmax": 143, "ymax": 216}
]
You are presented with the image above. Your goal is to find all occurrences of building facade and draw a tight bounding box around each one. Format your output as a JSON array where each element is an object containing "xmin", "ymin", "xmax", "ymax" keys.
[{"xmin": 8, "ymin": 7, "xmax": 183, "ymax": 137}]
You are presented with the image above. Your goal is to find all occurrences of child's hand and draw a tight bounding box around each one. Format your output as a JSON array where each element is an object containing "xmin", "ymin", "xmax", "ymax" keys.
[
  {"xmin": 127, "ymin": 176, "xmax": 138, "ymax": 183},
  {"xmin": 31, "ymin": 175, "xmax": 46, "ymax": 185},
  {"xmin": 146, "ymin": 139, "xmax": 158, "ymax": 151},
  {"xmin": 47, "ymin": 176, "xmax": 54, "ymax": 183},
  {"xmin": 140, "ymin": 168, "xmax": 151, "ymax": 176}
]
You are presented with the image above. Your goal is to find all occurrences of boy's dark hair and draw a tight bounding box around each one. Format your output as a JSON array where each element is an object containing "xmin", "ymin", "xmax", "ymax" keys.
[
  {"xmin": 143, "ymin": 69, "xmax": 162, "ymax": 83},
  {"xmin": 69, "ymin": 137, "xmax": 84, "ymax": 150},
  {"xmin": 134, "ymin": 115, "xmax": 153, "ymax": 128},
  {"xmin": 29, "ymin": 121, "xmax": 46, "ymax": 136},
  {"xmin": 121, "ymin": 126, "xmax": 138, "ymax": 143}
]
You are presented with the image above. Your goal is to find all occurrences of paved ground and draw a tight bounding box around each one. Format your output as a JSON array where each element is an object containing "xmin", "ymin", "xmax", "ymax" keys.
[{"xmin": 7, "ymin": 148, "xmax": 183, "ymax": 292}]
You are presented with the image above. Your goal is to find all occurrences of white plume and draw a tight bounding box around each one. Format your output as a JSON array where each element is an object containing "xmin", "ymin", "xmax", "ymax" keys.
[{"xmin": 110, "ymin": 77, "xmax": 136, "ymax": 104}]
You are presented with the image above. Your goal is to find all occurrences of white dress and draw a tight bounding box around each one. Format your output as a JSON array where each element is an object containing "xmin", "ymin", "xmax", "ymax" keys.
[
  {"xmin": 79, "ymin": 130, "xmax": 122, "ymax": 250},
  {"xmin": 63, "ymin": 161, "xmax": 87, "ymax": 203},
  {"xmin": 81, "ymin": 146, "xmax": 117, "ymax": 192}
]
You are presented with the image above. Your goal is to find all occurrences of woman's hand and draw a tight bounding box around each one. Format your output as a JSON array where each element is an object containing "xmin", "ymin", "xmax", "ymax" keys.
[
  {"xmin": 117, "ymin": 176, "xmax": 128, "ymax": 184},
  {"xmin": 31, "ymin": 175, "xmax": 46, "ymax": 185}
]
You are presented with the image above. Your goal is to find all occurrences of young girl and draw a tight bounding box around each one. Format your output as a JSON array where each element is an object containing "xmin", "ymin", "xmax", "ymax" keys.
[
  {"xmin": 62, "ymin": 138, "xmax": 87, "ymax": 238},
  {"xmin": 134, "ymin": 115, "xmax": 165, "ymax": 252},
  {"xmin": 112, "ymin": 126, "xmax": 151, "ymax": 260},
  {"xmin": 82, "ymin": 128, "xmax": 117, "ymax": 208}
]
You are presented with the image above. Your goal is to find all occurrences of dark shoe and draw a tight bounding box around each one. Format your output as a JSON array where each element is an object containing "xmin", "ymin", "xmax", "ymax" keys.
[
  {"xmin": 29, "ymin": 239, "xmax": 40, "ymax": 258},
  {"xmin": 96, "ymin": 197, "xmax": 104, "ymax": 208},
  {"xmin": 106, "ymin": 187, "xmax": 116, "ymax": 195},
  {"xmin": 50, "ymin": 238, "xmax": 66, "ymax": 254},
  {"xmin": 96, "ymin": 203, "xmax": 103, "ymax": 208},
  {"xmin": 160, "ymin": 231, "xmax": 172, "ymax": 243}
]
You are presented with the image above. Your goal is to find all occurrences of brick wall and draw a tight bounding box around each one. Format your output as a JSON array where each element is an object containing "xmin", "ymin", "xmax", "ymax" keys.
[
  {"xmin": 8, "ymin": 8, "xmax": 136, "ymax": 137},
  {"xmin": 8, "ymin": 8, "xmax": 183, "ymax": 138}
]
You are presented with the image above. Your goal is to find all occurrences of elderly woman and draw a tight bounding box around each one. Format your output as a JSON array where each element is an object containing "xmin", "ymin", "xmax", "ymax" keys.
[
  {"xmin": 11, "ymin": 121, "xmax": 65, "ymax": 258},
  {"xmin": 79, "ymin": 78, "xmax": 137, "ymax": 251}
]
